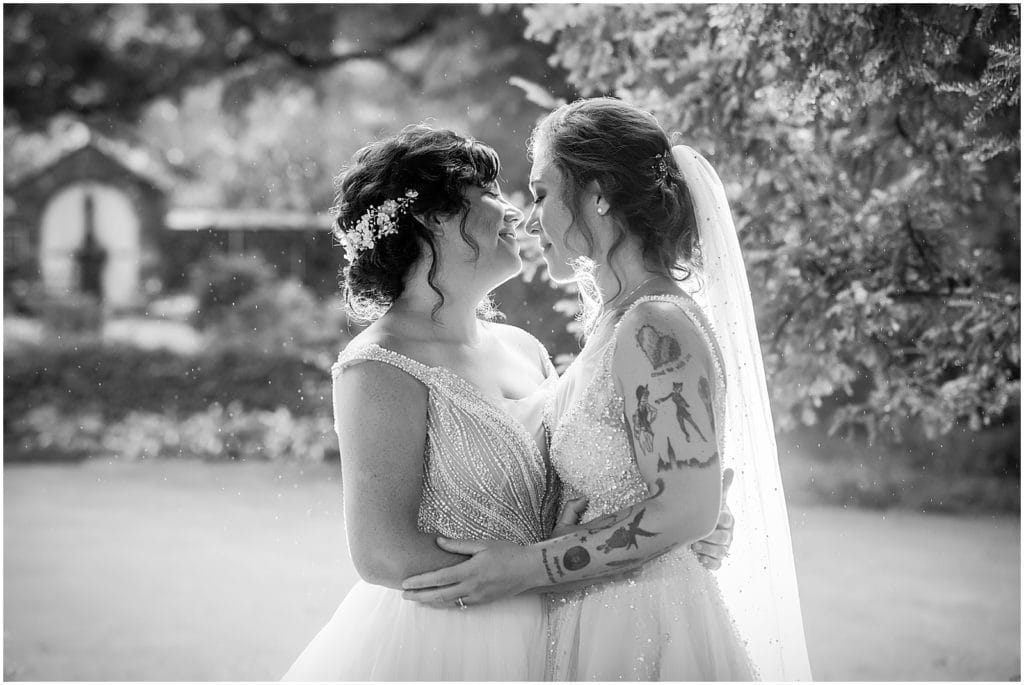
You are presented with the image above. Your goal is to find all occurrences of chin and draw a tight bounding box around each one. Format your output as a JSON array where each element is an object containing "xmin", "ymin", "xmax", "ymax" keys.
[
  {"xmin": 542, "ymin": 256, "xmax": 577, "ymax": 284},
  {"xmin": 505, "ymin": 254, "xmax": 524, "ymax": 279},
  {"xmin": 490, "ymin": 253, "xmax": 524, "ymax": 286}
]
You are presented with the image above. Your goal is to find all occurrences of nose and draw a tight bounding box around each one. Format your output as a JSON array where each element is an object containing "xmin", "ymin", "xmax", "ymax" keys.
[
  {"xmin": 504, "ymin": 202, "xmax": 525, "ymax": 229},
  {"xmin": 523, "ymin": 205, "xmax": 541, "ymax": 237}
]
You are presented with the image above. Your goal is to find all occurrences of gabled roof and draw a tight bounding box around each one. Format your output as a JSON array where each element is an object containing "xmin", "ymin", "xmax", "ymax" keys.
[{"xmin": 8, "ymin": 133, "xmax": 179, "ymax": 192}]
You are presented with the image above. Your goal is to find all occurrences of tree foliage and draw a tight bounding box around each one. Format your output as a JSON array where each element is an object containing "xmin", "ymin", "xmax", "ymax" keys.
[
  {"xmin": 4, "ymin": 5, "xmax": 573, "ymax": 218},
  {"xmin": 524, "ymin": 4, "xmax": 1020, "ymax": 441},
  {"xmin": 3, "ymin": 4, "xmax": 464, "ymax": 127}
]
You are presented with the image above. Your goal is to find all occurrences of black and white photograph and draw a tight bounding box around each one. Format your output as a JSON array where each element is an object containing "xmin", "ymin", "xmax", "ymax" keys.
[{"xmin": 3, "ymin": 3, "xmax": 1020, "ymax": 681}]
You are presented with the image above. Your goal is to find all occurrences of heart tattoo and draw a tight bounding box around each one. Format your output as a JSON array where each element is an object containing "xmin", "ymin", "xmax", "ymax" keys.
[{"xmin": 636, "ymin": 324, "xmax": 682, "ymax": 369}]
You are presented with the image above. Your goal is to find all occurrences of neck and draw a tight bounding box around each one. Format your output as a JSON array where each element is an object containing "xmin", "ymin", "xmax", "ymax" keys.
[
  {"xmin": 593, "ymin": 242, "xmax": 670, "ymax": 311},
  {"xmin": 390, "ymin": 259, "xmax": 490, "ymax": 344}
]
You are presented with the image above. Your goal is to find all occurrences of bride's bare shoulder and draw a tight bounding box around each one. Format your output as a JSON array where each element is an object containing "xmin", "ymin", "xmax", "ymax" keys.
[{"xmin": 343, "ymin": 315, "xmax": 440, "ymax": 364}]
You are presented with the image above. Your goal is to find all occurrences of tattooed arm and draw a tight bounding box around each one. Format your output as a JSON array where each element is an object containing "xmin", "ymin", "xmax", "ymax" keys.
[
  {"xmin": 522, "ymin": 301, "xmax": 722, "ymax": 588},
  {"xmin": 334, "ymin": 360, "xmax": 467, "ymax": 589},
  {"xmin": 401, "ymin": 302, "xmax": 723, "ymax": 604}
]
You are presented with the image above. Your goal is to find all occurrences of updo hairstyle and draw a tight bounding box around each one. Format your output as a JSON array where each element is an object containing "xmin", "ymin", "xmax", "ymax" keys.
[
  {"xmin": 529, "ymin": 97, "xmax": 701, "ymax": 297},
  {"xmin": 333, "ymin": 125, "xmax": 501, "ymax": 322}
]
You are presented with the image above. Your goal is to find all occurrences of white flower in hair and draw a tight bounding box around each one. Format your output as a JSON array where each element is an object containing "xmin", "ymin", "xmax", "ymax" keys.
[{"xmin": 337, "ymin": 189, "xmax": 419, "ymax": 263}]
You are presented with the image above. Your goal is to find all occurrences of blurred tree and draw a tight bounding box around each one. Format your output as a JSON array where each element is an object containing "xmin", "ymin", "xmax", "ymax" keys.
[
  {"xmin": 4, "ymin": 4, "xmax": 572, "ymax": 209},
  {"xmin": 3, "ymin": 4, "xmax": 451, "ymax": 127},
  {"xmin": 523, "ymin": 4, "xmax": 1020, "ymax": 442},
  {"xmin": 3, "ymin": 4, "xmax": 580, "ymax": 369}
]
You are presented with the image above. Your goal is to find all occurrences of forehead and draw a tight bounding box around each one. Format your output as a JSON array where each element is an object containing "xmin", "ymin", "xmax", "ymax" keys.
[{"xmin": 529, "ymin": 146, "xmax": 557, "ymax": 185}]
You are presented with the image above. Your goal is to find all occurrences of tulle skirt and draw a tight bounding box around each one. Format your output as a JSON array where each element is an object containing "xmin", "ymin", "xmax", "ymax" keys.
[
  {"xmin": 283, "ymin": 580, "xmax": 547, "ymax": 681},
  {"xmin": 545, "ymin": 547, "xmax": 757, "ymax": 681}
]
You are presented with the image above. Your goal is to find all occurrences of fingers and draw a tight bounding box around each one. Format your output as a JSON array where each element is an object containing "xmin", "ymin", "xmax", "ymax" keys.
[
  {"xmin": 556, "ymin": 497, "xmax": 588, "ymax": 526},
  {"xmin": 402, "ymin": 583, "xmax": 471, "ymax": 607},
  {"xmin": 693, "ymin": 539, "xmax": 728, "ymax": 560},
  {"xmin": 701, "ymin": 527, "xmax": 732, "ymax": 547},
  {"xmin": 436, "ymin": 537, "xmax": 489, "ymax": 555},
  {"xmin": 698, "ymin": 555, "xmax": 723, "ymax": 571}
]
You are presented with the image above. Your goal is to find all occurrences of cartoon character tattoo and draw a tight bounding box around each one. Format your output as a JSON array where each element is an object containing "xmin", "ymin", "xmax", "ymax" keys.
[
  {"xmin": 655, "ymin": 381, "xmax": 707, "ymax": 443},
  {"xmin": 597, "ymin": 509, "xmax": 659, "ymax": 553},
  {"xmin": 585, "ymin": 479, "xmax": 665, "ymax": 535},
  {"xmin": 632, "ymin": 385, "xmax": 658, "ymax": 454},
  {"xmin": 697, "ymin": 376, "xmax": 715, "ymax": 432}
]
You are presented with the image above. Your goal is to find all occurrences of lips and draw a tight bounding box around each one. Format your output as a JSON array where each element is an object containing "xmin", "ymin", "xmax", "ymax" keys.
[{"xmin": 498, "ymin": 229, "xmax": 517, "ymax": 241}]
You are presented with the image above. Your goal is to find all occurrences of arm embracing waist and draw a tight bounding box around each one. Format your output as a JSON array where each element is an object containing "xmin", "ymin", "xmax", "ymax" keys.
[{"xmin": 523, "ymin": 479, "xmax": 719, "ymax": 592}]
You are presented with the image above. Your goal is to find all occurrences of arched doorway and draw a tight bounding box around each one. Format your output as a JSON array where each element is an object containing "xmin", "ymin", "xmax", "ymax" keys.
[{"xmin": 39, "ymin": 182, "xmax": 141, "ymax": 308}]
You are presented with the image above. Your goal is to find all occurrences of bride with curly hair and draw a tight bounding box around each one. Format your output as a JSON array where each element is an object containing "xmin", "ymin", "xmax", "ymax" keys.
[
  {"xmin": 282, "ymin": 122, "xmax": 735, "ymax": 681},
  {"xmin": 402, "ymin": 98, "xmax": 811, "ymax": 681}
]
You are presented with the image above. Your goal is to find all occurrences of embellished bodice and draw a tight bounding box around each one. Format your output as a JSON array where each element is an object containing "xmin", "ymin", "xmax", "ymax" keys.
[
  {"xmin": 545, "ymin": 294, "xmax": 727, "ymax": 520},
  {"xmin": 333, "ymin": 343, "xmax": 558, "ymax": 546}
]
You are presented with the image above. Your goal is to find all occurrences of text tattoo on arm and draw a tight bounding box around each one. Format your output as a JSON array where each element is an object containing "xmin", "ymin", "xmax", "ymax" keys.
[
  {"xmin": 541, "ymin": 548, "xmax": 559, "ymax": 584},
  {"xmin": 544, "ymin": 480, "xmax": 669, "ymax": 579}
]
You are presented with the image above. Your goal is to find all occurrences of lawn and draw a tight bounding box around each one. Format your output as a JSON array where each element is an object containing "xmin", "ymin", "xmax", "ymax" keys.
[{"xmin": 3, "ymin": 459, "xmax": 1020, "ymax": 681}]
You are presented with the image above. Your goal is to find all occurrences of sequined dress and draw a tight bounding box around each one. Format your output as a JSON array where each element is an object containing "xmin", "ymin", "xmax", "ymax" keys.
[
  {"xmin": 283, "ymin": 343, "xmax": 558, "ymax": 681},
  {"xmin": 544, "ymin": 294, "xmax": 756, "ymax": 681}
]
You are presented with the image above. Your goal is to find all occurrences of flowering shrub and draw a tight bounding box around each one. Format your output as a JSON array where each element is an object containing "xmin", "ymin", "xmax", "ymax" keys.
[
  {"xmin": 12, "ymin": 402, "xmax": 338, "ymax": 463},
  {"xmin": 4, "ymin": 342, "xmax": 332, "ymax": 420},
  {"xmin": 206, "ymin": 278, "xmax": 350, "ymax": 364}
]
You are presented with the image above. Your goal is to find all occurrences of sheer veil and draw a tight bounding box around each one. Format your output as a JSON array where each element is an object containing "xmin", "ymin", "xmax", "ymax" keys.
[{"xmin": 672, "ymin": 145, "xmax": 813, "ymax": 680}]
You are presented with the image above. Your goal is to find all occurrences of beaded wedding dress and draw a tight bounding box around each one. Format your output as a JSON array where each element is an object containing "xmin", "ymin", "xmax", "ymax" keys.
[
  {"xmin": 541, "ymin": 143, "xmax": 811, "ymax": 682},
  {"xmin": 283, "ymin": 342, "xmax": 558, "ymax": 681},
  {"xmin": 544, "ymin": 294, "xmax": 757, "ymax": 681}
]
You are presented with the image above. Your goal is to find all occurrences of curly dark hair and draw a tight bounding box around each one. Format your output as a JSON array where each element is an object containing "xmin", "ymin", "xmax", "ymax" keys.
[
  {"xmin": 529, "ymin": 97, "xmax": 700, "ymax": 298},
  {"xmin": 333, "ymin": 125, "xmax": 502, "ymax": 323}
]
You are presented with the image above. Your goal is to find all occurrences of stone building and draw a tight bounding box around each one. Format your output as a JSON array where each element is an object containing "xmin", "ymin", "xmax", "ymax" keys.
[
  {"xmin": 4, "ymin": 135, "xmax": 335, "ymax": 310},
  {"xmin": 5, "ymin": 137, "xmax": 172, "ymax": 309}
]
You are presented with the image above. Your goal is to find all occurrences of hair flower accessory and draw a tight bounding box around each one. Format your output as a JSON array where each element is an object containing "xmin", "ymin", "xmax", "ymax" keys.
[
  {"xmin": 337, "ymin": 189, "xmax": 419, "ymax": 262},
  {"xmin": 652, "ymin": 152, "xmax": 670, "ymax": 184}
]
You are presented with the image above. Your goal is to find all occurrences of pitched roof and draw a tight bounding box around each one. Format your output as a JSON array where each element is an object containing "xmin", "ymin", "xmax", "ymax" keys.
[{"xmin": 8, "ymin": 132, "xmax": 179, "ymax": 191}]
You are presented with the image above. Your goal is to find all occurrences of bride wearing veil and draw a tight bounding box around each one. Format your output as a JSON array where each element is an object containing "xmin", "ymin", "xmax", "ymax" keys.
[{"xmin": 402, "ymin": 97, "xmax": 812, "ymax": 681}]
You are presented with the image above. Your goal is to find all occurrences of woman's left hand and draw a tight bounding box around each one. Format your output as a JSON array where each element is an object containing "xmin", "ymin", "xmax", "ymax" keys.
[
  {"xmin": 692, "ymin": 468, "xmax": 734, "ymax": 570},
  {"xmin": 401, "ymin": 538, "xmax": 534, "ymax": 608}
]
